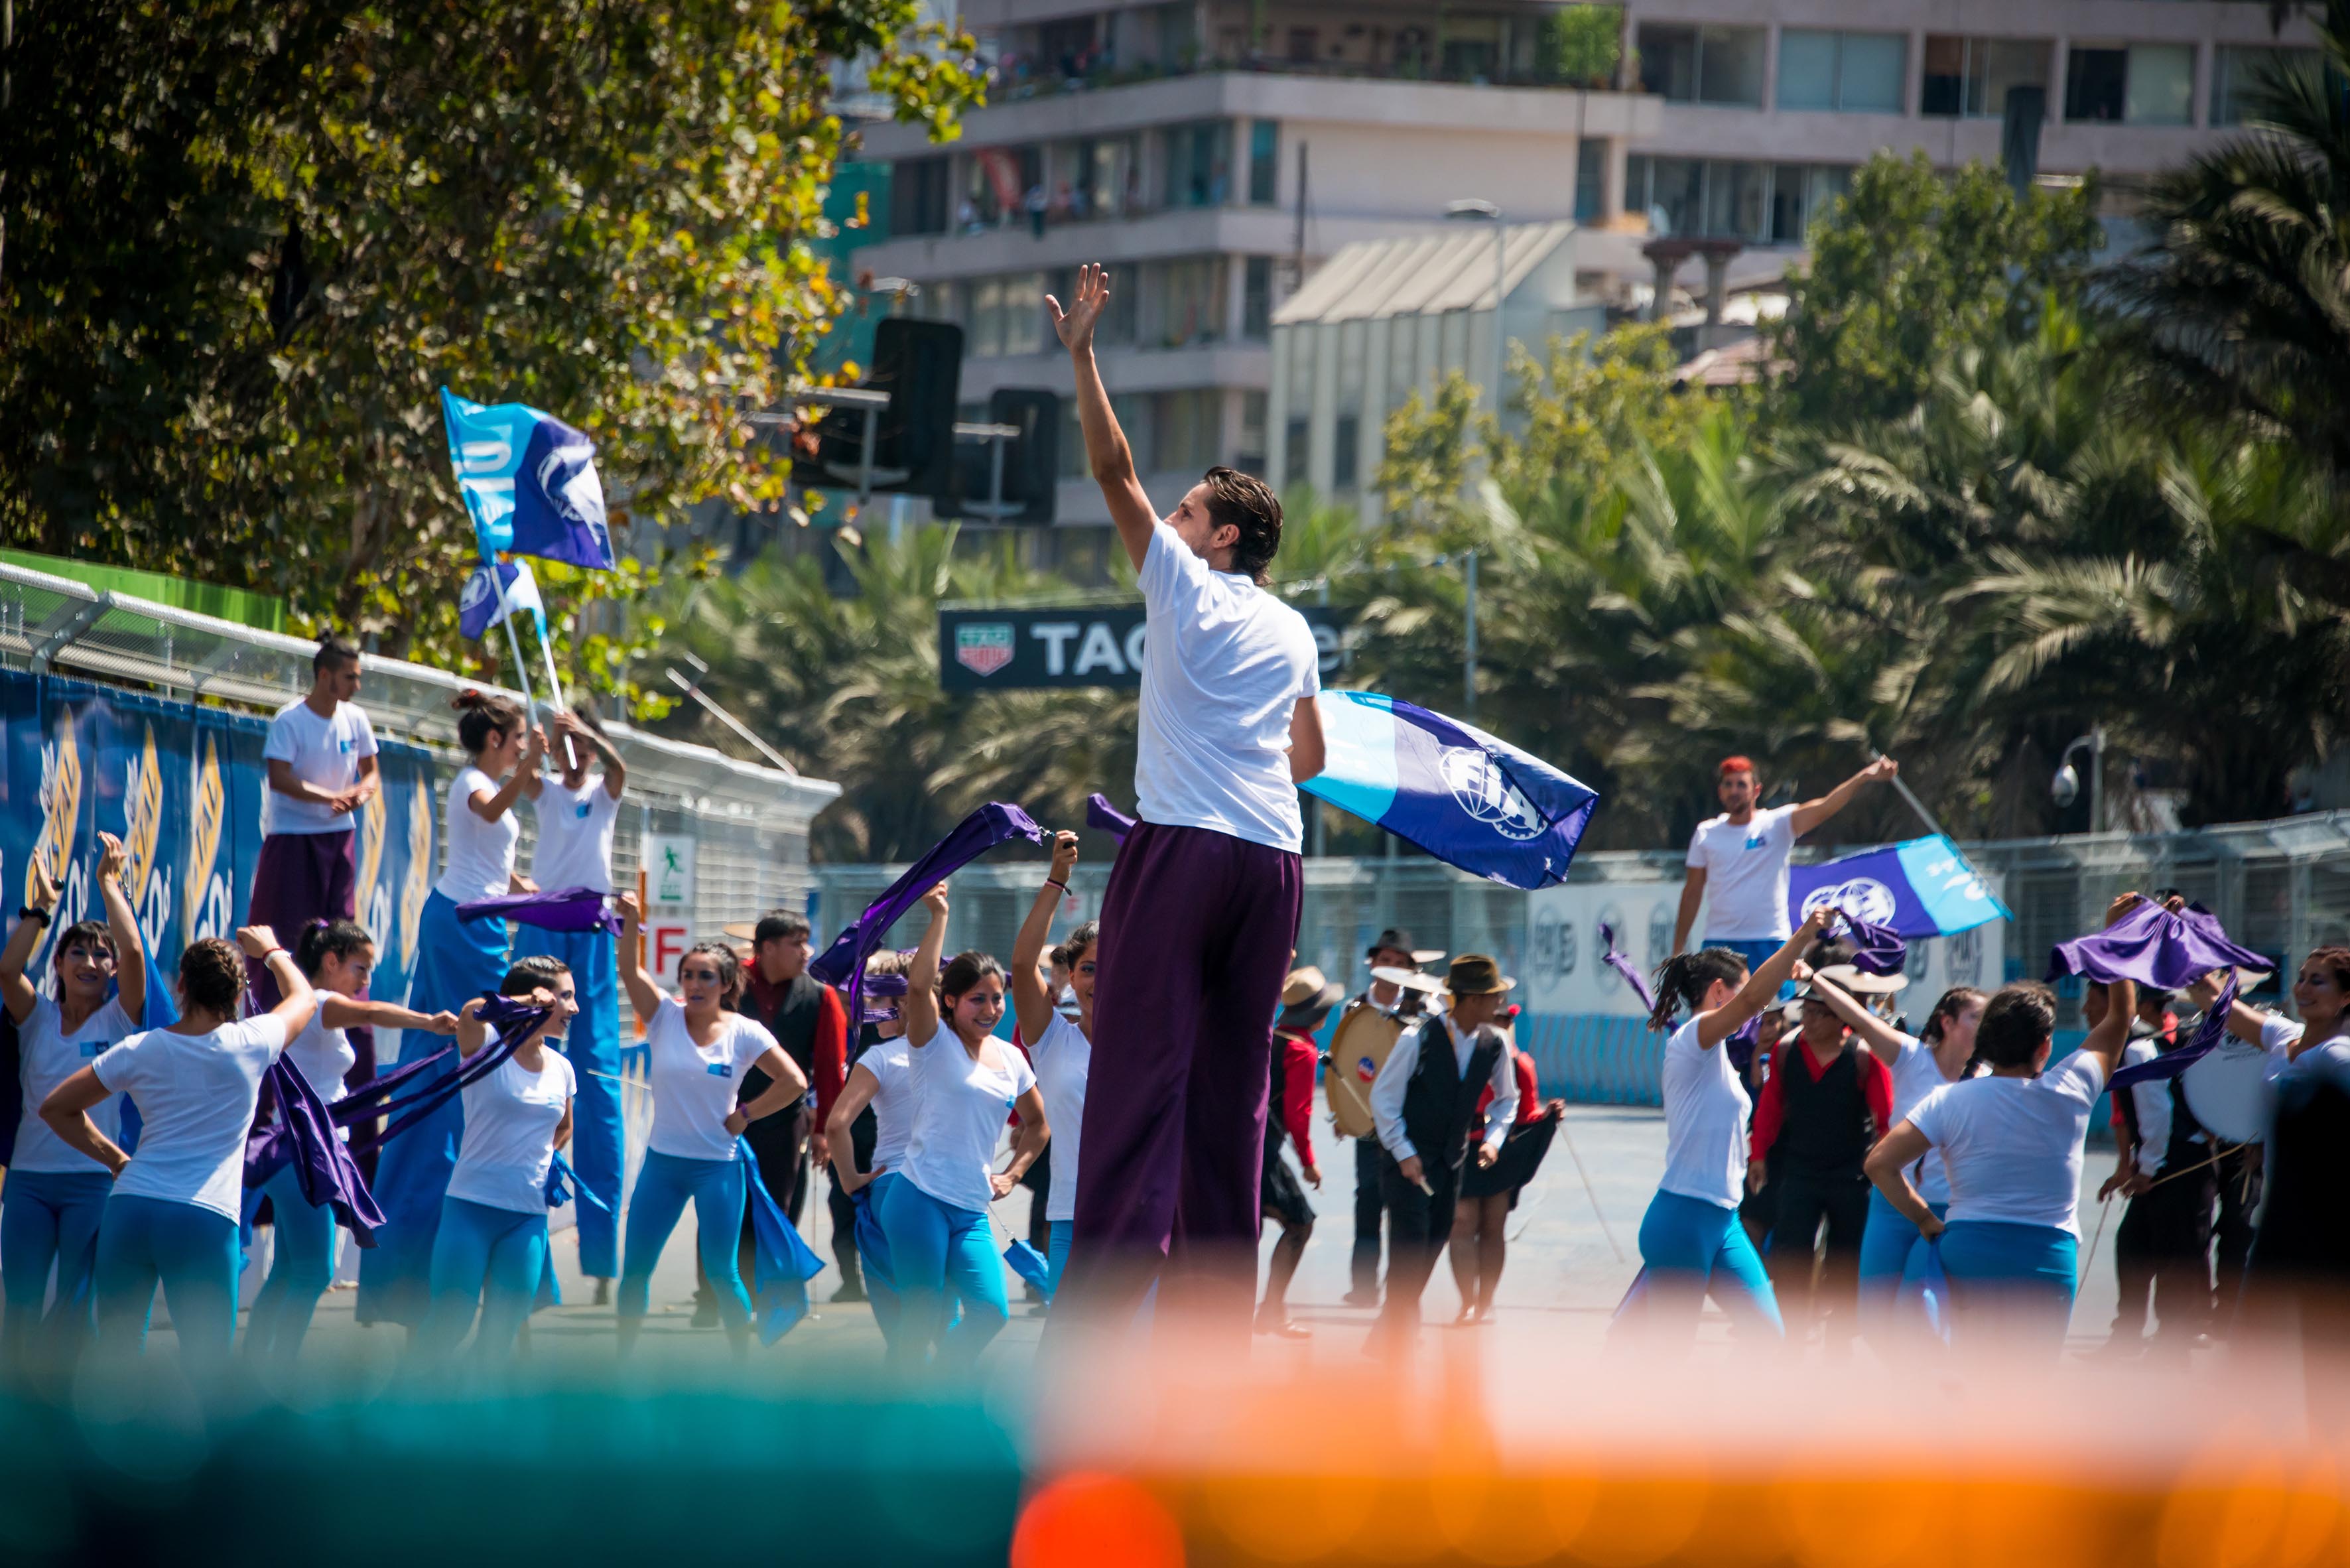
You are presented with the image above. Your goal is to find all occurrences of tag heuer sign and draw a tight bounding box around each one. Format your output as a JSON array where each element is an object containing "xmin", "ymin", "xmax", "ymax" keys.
[{"xmin": 954, "ymin": 622, "xmax": 1016, "ymax": 677}]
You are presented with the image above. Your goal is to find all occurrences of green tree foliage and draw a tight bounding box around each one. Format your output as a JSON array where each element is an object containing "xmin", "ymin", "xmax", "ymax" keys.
[
  {"xmin": 1541, "ymin": 5, "xmax": 1623, "ymax": 87},
  {"xmin": 0, "ymin": 0, "xmax": 978, "ymax": 699}
]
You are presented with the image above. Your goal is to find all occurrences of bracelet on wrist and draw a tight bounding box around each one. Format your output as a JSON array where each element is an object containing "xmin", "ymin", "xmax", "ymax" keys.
[
  {"xmin": 17, "ymin": 906, "xmax": 52, "ymax": 927},
  {"xmin": 1044, "ymin": 879, "xmax": 1069, "ymax": 895}
]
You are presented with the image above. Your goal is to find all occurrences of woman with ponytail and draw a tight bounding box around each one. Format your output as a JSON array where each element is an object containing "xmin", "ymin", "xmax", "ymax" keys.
[
  {"xmin": 243, "ymin": 920, "xmax": 458, "ymax": 1376},
  {"xmin": 361, "ymin": 689, "xmax": 543, "ymax": 1329},
  {"xmin": 1622, "ymin": 908, "xmax": 1832, "ymax": 1339}
]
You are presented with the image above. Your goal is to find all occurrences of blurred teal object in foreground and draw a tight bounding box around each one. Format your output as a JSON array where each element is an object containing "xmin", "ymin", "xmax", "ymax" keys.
[{"xmin": 0, "ymin": 1386, "xmax": 1019, "ymax": 1565}]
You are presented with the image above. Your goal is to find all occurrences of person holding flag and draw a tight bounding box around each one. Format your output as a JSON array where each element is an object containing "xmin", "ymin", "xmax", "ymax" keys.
[
  {"xmin": 249, "ymin": 636, "xmax": 378, "ymax": 1031},
  {"xmin": 1671, "ymin": 755, "xmax": 1900, "ymax": 966}
]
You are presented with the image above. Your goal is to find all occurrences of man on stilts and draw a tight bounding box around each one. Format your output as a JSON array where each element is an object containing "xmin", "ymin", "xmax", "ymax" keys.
[{"xmin": 1047, "ymin": 262, "xmax": 1326, "ymax": 1338}]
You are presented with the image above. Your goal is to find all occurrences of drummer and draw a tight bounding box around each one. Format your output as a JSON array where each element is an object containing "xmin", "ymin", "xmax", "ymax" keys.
[{"xmin": 1344, "ymin": 930, "xmax": 1443, "ymax": 1309}]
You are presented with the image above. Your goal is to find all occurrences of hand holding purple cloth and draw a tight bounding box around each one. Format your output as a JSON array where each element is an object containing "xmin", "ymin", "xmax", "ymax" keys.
[
  {"xmin": 457, "ymin": 885, "xmax": 620, "ymax": 937},
  {"xmin": 1825, "ymin": 909, "xmax": 1908, "ymax": 976},
  {"xmin": 2046, "ymin": 899, "xmax": 2269, "ymax": 990}
]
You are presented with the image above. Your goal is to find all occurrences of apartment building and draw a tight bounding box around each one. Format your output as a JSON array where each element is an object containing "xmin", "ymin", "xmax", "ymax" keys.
[{"xmin": 848, "ymin": 1, "xmax": 2321, "ymax": 527}]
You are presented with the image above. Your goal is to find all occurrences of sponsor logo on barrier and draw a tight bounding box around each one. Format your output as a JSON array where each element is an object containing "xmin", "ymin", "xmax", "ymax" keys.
[{"xmin": 954, "ymin": 623, "xmax": 1015, "ymax": 677}]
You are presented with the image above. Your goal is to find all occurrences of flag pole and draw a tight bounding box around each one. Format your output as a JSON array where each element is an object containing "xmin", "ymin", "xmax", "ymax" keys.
[
  {"xmin": 531, "ymin": 610, "xmax": 582, "ymax": 771},
  {"xmin": 487, "ymin": 558, "xmax": 544, "ymax": 742},
  {"xmin": 1870, "ymin": 748, "xmax": 1949, "ymax": 841}
]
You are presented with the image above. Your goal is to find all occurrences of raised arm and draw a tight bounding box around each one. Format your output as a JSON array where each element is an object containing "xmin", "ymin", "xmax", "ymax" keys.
[
  {"xmin": 1671, "ymin": 865, "xmax": 1707, "ymax": 956},
  {"xmin": 902, "ymin": 883, "xmax": 951, "ymax": 1049},
  {"xmin": 1288, "ymin": 696, "xmax": 1325, "ymax": 785},
  {"xmin": 1695, "ymin": 907, "xmax": 1833, "ymax": 1050},
  {"xmin": 1805, "ymin": 966, "xmax": 1912, "ymax": 1067},
  {"xmin": 1048, "ymin": 263, "xmax": 1156, "ymax": 569},
  {"xmin": 557, "ymin": 712, "xmax": 627, "ymax": 799},
  {"xmin": 2077, "ymin": 974, "xmax": 2136, "ymax": 1080},
  {"xmin": 240, "ymin": 925, "xmax": 316, "ymax": 1041},
  {"xmin": 2182, "ymin": 970, "xmax": 2272, "ymax": 1046},
  {"xmin": 0, "ymin": 858, "xmax": 59, "ymax": 1025},
  {"xmin": 469, "ymin": 725, "xmax": 546, "ymax": 822},
  {"xmin": 1788, "ymin": 756, "xmax": 1898, "ymax": 838},
  {"xmin": 322, "ymin": 996, "xmax": 459, "ymax": 1035},
  {"xmin": 614, "ymin": 893, "xmax": 664, "ymax": 1023},
  {"xmin": 1012, "ymin": 832, "xmax": 1078, "ymax": 1043},
  {"xmin": 94, "ymin": 834, "xmax": 145, "ymax": 1022}
]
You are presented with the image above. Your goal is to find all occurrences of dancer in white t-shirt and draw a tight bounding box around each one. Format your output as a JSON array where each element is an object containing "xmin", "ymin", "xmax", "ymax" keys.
[
  {"xmin": 878, "ymin": 883, "xmax": 1049, "ymax": 1370},
  {"xmin": 1866, "ymin": 895, "xmax": 2141, "ymax": 1353},
  {"xmin": 824, "ymin": 949, "xmax": 921, "ymax": 1350},
  {"xmin": 1671, "ymin": 753, "xmax": 1900, "ymax": 965},
  {"xmin": 40, "ymin": 927, "xmax": 315, "ymax": 1388},
  {"xmin": 0, "ymin": 833, "xmax": 145, "ymax": 1377},
  {"xmin": 1009, "ymin": 832, "xmax": 1094, "ymax": 1297}
]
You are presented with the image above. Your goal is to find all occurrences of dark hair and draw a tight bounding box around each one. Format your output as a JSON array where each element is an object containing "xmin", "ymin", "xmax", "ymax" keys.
[
  {"xmin": 1061, "ymin": 921, "xmax": 1100, "ymax": 966},
  {"xmin": 939, "ymin": 950, "xmax": 1006, "ymax": 1006},
  {"xmin": 50, "ymin": 920, "xmax": 115, "ymax": 970},
  {"xmin": 2304, "ymin": 947, "xmax": 2350, "ymax": 994},
  {"xmin": 864, "ymin": 948, "xmax": 912, "ymax": 982},
  {"xmin": 1976, "ymin": 982, "xmax": 2057, "ymax": 1070},
  {"xmin": 180, "ymin": 937, "xmax": 245, "ymax": 1015},
  {"xmin": 1918, "ymin": 986, "xmax": 1988, "ymax": 1045},
  {"xmin": 679, "ymin": 940, "xmax": 742, "ymax": 1004},
  {"xmin": 1648, "ymin": 947, "xmax": 1749, "ymax": 1031},
  {"xmin": 294, "ymin": 918, "xmax": 373, "ymax": 979},
  {"xmin": 451, "ymin": 688, "xmax": 526, "ymax": 757},
  {"xmin": 500, "ymin": 954, "xmax": 571, "ymax": 996},
  {"xmin": 1201, "ymin": 466, "xmax": 1282, "ymax": 584},
  {"xmin": 1719, "ymin": 755, "xmax": 1756, "ymax": 777},
  {"xmin": 2137, "ymin": 987, "xmax": 2174, "ymax": 1012},
  {"xmin": 754, "ymin": 911, "xmax": 812, "ymax": 947},
  {"xmin": 312, "ymin": 634, "xmax": 361, "ymax": 674}
]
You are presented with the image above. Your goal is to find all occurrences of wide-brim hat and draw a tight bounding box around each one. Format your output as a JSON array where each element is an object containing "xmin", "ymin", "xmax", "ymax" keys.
[
  {"xmin": 1817, "ymin": 962, "xmax": 1909, "ymax": 996},
  {"xmin": 1366, "ymin": 929, "xmax": 1447, "ymax": 966},
  {"xmin": 721, "ymin": 921, "xmax": 759, "ymax": 943},
  {"xmin": 1443, "ymin": 952, "xmax": 1516, "ymax": 998},
  {"xmin": 1277, "ymin": 966, "xmax": 1344, "ymax": 1031}
]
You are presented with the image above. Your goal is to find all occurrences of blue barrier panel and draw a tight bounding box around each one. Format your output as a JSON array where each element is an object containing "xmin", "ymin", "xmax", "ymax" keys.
[{"xmin": 1518, "ymin": 1012, "xmax": 1666, "ymax": 1106}]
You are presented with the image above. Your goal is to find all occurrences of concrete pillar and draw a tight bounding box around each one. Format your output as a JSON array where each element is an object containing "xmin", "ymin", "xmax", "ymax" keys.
[
  {"xmin": 1604, "ymin": 137, "xmax": 1631, "ymax": 226},
  {"xmin": 2050, "ymin": 38, "xmax": 2071, "ymax": 123},
  {"xmin": 1762, "ymin": 22, "xmax": 1782, "ymax": 111},
  {"xmin": 1702, "ymin": 251, "xmax": 1731, "ymax": 325},
  {"xmin": 1223, "ymin": 251, "xmax": 1248, "ymax": 342},
  {"xmin": 1307, "ymin": 321, "xmax": 1339, "ymax": 495},
  {"xmin": 1266, "ymin": 328, "xmax": 1292, "ymax": 486},
  {"xmin": 2193, "ymin": 38, "xmax": 2216, "ymax": 128},
  {"xmin": 1360, "ymin": 316, "xmax": 1392, "ymax": 524},
  {"xmin": 1650, "ymin": 255, "xmax": 1677, "ymax": 322},
  {"xmin": 1906, "ymin": 28, "xmax": 1927, "ymax": 117}
]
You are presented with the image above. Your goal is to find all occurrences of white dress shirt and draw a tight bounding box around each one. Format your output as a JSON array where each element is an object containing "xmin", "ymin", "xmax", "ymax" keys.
[{"xmin": 1370, "ymin": 1012, "xmax": 1517, "ymax": 1164}]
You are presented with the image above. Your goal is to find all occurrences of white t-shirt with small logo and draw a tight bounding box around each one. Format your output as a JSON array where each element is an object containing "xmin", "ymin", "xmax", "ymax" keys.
[
  {"xmin": 1658, "ymin": 1017, "xmax": 1752, "ymax": 1209},
  {"xmin": 1907, "ymin": 1049, "xmax": 2107, "ymax": 1236},
  {"xmin": 94, "ymin": 1017, "xmax": 291, "ymax": 1220},
  {"xmin": 263, "ymin": 698, "xmax": 379, "ymax": 835},
  {"xmin": 532, "ymin": 774, "xmax": 620, "ymax": 894},
  {"xmin": 447, "ymin": 1033, "xmax": 577, "ymax": 1214},
  {"xmin": 858, "ymin": 1037, "xmax": 915, "ymax": 1173},
  {"xmin": 435, "ymin": 765, "xmax": 521, "ymax": 904},
  {"xmin": 10, "ymin": 996, "xmax": 135, "ymax": 1174},
  {"xmin": 643, "ymin": 998, "xmax": 779, "ymax": 1161},
  {"xmin": 901, "ymin": 1032, "xmax": 1037, "ymax": 1213},
  {"xmin": 1686, "ymin": 804, "xmax": 1798, "ymax": 942}
]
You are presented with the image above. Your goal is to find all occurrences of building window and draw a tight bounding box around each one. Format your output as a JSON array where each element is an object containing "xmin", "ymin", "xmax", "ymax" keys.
[
  {"xmin": 964, "ymin": 146, "xmax": 1041, "ymax": 229},
  {"xmin": 1163, "ymin": 121, "xmax": 1234, "ymax": 208},
  {"xmin": 2063, "ymin": 47, "xmax": 2126, "ymax": 122},
  {"xmin": 1242, "ymin": 257, "xmax": 1274, "ymax": 340},
  {"xmin": 1070, "ymin": 135, "xmax": 1141, "ymax": 221},
  {"xmin": 890, "ymin": 157, "xmax": 950, "ymax": 237},
  {"xmin": 1921, "ymin": 36, "xmax": 2051, "ymax": 119},
  {"xmin": 1778, "ymin": 30, "xmax": 1906, "ymax": 113},
  {"xmin": 2067, "ymin": 43, "xmax": 2193, "ymax": 125},
  {"xmin": 1768, "ymin": 164, "xmax": 1855, "ymax": 243},
  {"xmin": 1142, "ymin": 257, "xmax": 1229, "ymax": 348},
  {"xmin": 1705, "ymin": 161, "xmax": 1769, "ymax": 241},
  {"xmin": 1575, "ymin": 139, "xmax": 1604, "ymax": 223},
  {"xmin": 1248, "ymin": 121, "xmax": 1279, "ymax": 205},
  {"xmin": 1238, "ymin": 392, "xmax": 1269, "ymax": 478},
  {"xmin": 1151, "ymin": 390, "xmax": 1220, "ymax": 473},
  {"xmin": 1333, "ymin": 414, "xmax": 1360, "ymax": 492},
  {"xmin": 1636, "ymin": 25, "xmax": 1765, "ymax": 106},
  {"xmin": 1283, "ymin": 418, "xmax": 1310, "ymax": 488},
  {"xmin": 1648, "ymin": 156, "xmax": 1705, "ymax": 237},
  {"xmin": 2211, "ymin": 45, "xmax": 2321, "ymax": 125}
]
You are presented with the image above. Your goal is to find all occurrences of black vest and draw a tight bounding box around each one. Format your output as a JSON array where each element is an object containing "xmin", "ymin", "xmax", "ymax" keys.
[
  {"xmin": 736, "ymin": 972, "xmax": 826, "ymax": 1111},
  {"xmin": 1400, "ymin": 1017, "xmax": 1504, "ymax": 1173},
  {"xmin": 1776, "ymin": 1043, "xmax": 1874, "ymax": 1181}
]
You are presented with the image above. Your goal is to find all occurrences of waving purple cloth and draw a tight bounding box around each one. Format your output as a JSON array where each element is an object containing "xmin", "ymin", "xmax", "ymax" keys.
[
  {"xmin": 1598, "ymin": 921, "xmax": 1656, "ymax": 1015},
  {"xmin": 2046, "ymin": 900, "xmax": 2269, "ymax": 990},
  {"xmin": 808, "ymin": 803, "xmax": 1045, "ymax": 1026},
  {"xmin": 1086, "ymin": 793, "xmax": 1137, "ymax": 841},
  {"xmin": 1829, "ymin": 911, "xmax": 1908, "ymax": 977},
  {"xmin": 2109, "ymin": 970, "xmax": 2239, "ymax": 1090},
  {"xmin": 457, "ymin": 885, "xmax": 620, "ymax": 937},
  {"xmin": 250, "ymin": 1055, "xmax": 390, "ymax": 1246}
]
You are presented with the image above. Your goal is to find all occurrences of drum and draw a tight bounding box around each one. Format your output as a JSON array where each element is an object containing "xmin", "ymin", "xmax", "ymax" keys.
[
  {"xmin": 1324, "ymin": 1000, "xmax": 1406, "ymax": 1140},
  {"xmin": 2181, "ymin": 1037, "xmax": 2273, "ymax": 1145}
]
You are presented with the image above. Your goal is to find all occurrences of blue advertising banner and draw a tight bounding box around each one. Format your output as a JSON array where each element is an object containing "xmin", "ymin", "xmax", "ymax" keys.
[{"xmin": 0, "ymin": 670, "xmax": 436, "ymax": 1005}]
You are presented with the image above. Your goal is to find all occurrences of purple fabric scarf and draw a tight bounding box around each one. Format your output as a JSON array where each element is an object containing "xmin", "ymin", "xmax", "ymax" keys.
[
  {"xmin": 2108, "ymin": 970, "xmax": 2239, "ymax": 1091},
  {"xmin": 253, "ymin": 1054, "xmax": 390, "ymax": 1246},
  {"xmin": 1598, "ymin": 922, "xmax": 1656, "ymax": 1015},
  {"xmin": 456, "ymin": 885, "xmax": 620, "ymax": 937},
  {"xmin": 2046, "ymin": 900, "xmax": 2268, "ymax": 990},
  {"xmin": 1828, "ymin": 911, "xmax": 1908, "ymax": 977},
  {"xmin": 1086, "ymin": 793, "xmax": 1136, "ymax": 841},
  {"xmin": 808, "ymin": 803, "xmax": 1045, "ymax": 1028}
]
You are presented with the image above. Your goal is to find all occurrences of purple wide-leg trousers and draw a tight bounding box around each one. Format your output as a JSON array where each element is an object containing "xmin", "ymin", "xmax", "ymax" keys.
[{"xmin": 1061, "ymin": 820, "xmax": 1302, "ymax": 1333}]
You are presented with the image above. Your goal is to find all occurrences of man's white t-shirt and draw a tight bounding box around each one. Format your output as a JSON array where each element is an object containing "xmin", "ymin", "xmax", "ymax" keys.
[
  {"xmin": 1134, "ymin": 521, "xmax": 1320, "ymax": 853},
  {"xmin": 448, "ymin": 1035, "xmax": 577, "ymax": 1214},
  {"xmin": 94, "ymin": 1017, "xmax": 291, "ymax": 1220},
  {"xmin": 643, "ymin": 998, "xmax": 777, "ymax": 1161},
  {"xmin": 263, "ymin": 698, "xmax": 379, "ymax": 835},
  {"xmin": 532, "ymin": 775, "xmax": 620, "ymax": 894},
  {"xmin": 858, "ymin": 1037, "xmax": 916, "ymax": 1174},
  {"xmin": 1028, "ymin": 1015, "xmax": 1092, "ymax": 1224},
  {"xmin": 1658, "ymin": 1017, "xmax": 1752, "ymax": 1209},
  {"xmin": 1907, "ymin": 1049, "xmax": 2107, "ymax": 1236},
  {"xmin": 1686, "ymin": 805, "xmax": 1799, "ymax": 942},
  {"xmin": 10, "ymin": 996, "xmax": 135, "ymax": 1175},
  {"xmin": 436, "ymin": 765, "xmax": 521, "ymax": 904},
  {"xmin": 901, "ymin": 1033, "xmax": 1037, "ymax": 1213}
]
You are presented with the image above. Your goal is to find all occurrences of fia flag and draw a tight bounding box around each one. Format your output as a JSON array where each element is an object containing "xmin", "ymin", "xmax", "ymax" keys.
[
  {"xmin": 1786, "ymin": 834, "xmax": 2010, "ymax": 940},
  {"xmin": 457, "ymin": 558, "xmax": 545, "ymax": 642},
  {"xmin": 1301, "ymin": 690, "xmax": 1597, "ymax": 889},
  {"xmin": 438, "ymin": 387, "xmax": 616, "ymax": 570}
]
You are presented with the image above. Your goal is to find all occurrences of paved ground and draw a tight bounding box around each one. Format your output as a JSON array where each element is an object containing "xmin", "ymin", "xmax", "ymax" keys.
[{"xmin": 263, "ymin": 1108, "xmax": 2138, "ymax": 1377}]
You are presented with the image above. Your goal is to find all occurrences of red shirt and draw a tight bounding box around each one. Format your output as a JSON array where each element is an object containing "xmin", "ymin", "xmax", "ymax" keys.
[
  {"xmin": 740, "ymin": 970, "xmax": 848, "ymax": 1122},
  {"xmin": 1748, "ymin": 1035, "xmax": 1892, "ymax": 1163},
  {"xmin": 1273, "ymin": 1029, "xmax": 1319, "ymax": 1171},
  {"xmin": 1476, "ymin": 1051, "xmax": 1542, "ymax": 1127}
]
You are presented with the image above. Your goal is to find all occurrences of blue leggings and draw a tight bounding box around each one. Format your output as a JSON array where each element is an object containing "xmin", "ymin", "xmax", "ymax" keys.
[
  {"xmin": 1857, "ymin": 1189, "xmax": 1947, "ymax": 1335},
  {"xmin": 1632, "ymin": 1189, "xmax": 1784, "ymax": 1338},
  {"xmin": 876, "ymin": 1175, "xmax": 1007, "ymax": 1369},
  {"xmin": 92, "ymin": 1195, "xmax": 241, "ymax": 1382},
  {"xmin": 1048, "ymin": 1218, "xmax": 1073, "ymax": 1297},
  {"xmin": 620, "ymin": 1151, "xmax": 750, "ymax": 1331},
  {"xmin": 856, "ymin": 1173, "xmax": 905, "ymax": 1346},
  {"xmin": 1, "ymin": 1168, "xmax": 112, "ymax": 1371},
  {"xmin": 242, "ymin": 1161, "xmax": 339, "ymax": 1372},
  {"xmin": 415, "ymin": 1196, "xmax": 548, "ymax": 1360},
  {"xmin": 1935, "ymin": 1219, "xmax": 2077, "ymax": 1354}
]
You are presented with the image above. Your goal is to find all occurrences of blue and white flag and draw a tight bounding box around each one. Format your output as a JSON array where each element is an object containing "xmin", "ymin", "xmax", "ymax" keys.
[
  {"xmin": 457, "ymin": 558, "xmax": 545, "ymax": 643},
  {"xmin": 438, "ymin": 387, "xmax": 616, "ymax": 570},
  {"xmin": 1301, "ymin": 690, "xmax": 1598, "ymax": 889},
  {"xmin": 1786, "ymin": 834, "xmax": 2010, "ymax": 940}
]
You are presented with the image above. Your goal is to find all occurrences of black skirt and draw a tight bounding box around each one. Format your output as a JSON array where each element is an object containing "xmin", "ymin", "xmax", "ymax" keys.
[
  {"xmin": 1261, "ymin": 1135, "xmax": 1315, "ymax": 1230},
  {"xmin": 1459, "ymin": 1116, "xmax": 1556, "ymax": 1202}
]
